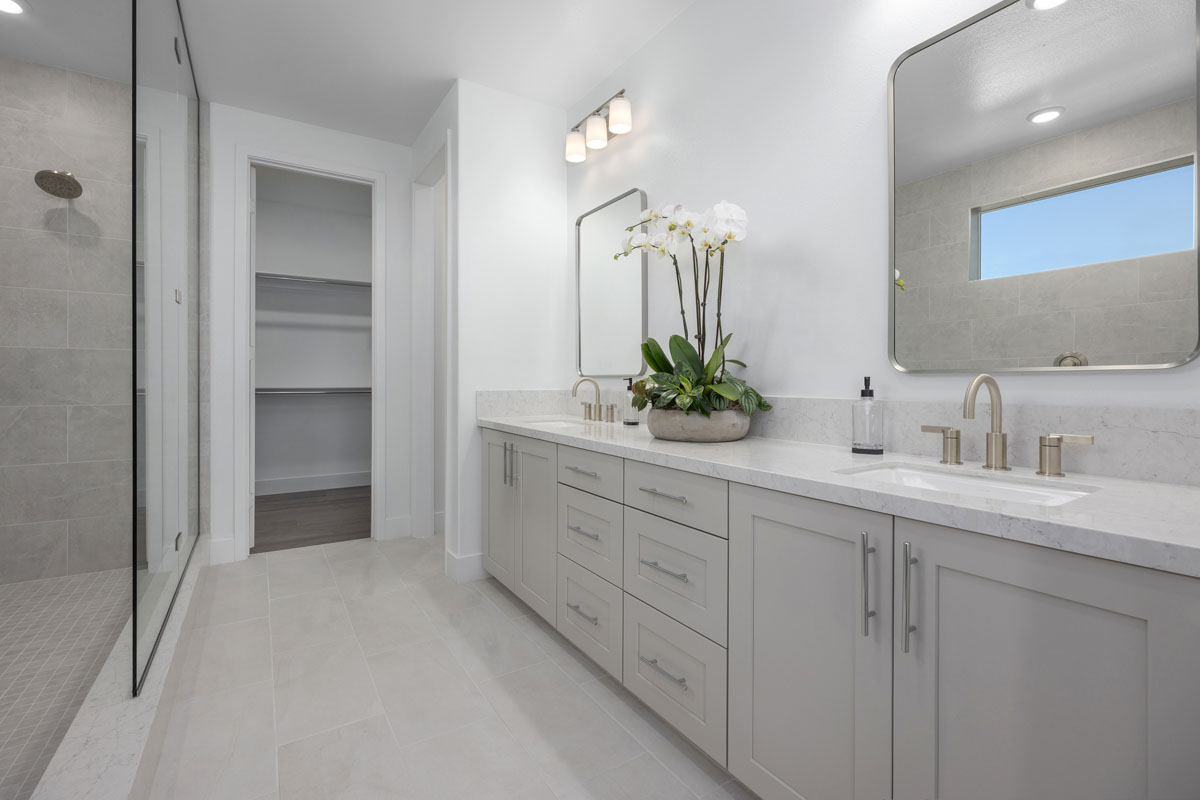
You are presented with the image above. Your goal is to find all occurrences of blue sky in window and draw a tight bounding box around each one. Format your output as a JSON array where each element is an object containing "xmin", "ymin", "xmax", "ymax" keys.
[{"xmin": 980, "ymin": 165, "xmax": 1195, "ymax": 280}]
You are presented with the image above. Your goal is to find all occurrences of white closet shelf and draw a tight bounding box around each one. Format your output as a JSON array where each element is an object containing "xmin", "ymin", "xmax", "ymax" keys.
[
  {"xmin": 256, "ymin": 272, "xmax": 371, "ymax": 289},
  {"xmin": 256, "ymin": 387, "xmax": 371, "ymax": 395}
]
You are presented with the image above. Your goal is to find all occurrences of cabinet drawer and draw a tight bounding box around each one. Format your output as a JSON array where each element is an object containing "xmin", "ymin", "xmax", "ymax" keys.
[
  {"xmin": 624, "ymin": 461, "xmax": 727, "ymax": 538},
  {"xmin": 557, "ymin": 445, "xmax": 623, "ymax": 502},
  {"xmin": 623, "ymin": 508, "xmax": 728, "ymax": 645},
  {"xmin": 558, "ymin": 485, "xmax": 623, "ymax": 586},
  {"xmin": 556, "ymin": 556, "xmax": 622, "ymax": 680},
  {"xmin": 623, "ymin": 595, "xmax": 727, "ymax": 765}
]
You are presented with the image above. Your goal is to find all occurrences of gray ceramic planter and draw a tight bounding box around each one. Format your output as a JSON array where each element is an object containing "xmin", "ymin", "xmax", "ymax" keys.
[{"xmin": 647, "ymin": 408, "xmax": 750, "ymax": 443}]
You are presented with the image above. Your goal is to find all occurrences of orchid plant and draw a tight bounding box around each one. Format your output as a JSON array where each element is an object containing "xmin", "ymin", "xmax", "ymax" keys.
[{"xmin": 615, "ymin": 202, "xmax": 771, "ymax": 418}]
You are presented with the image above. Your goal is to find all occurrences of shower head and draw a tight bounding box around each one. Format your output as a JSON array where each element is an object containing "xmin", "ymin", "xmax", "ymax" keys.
[{"xmin": 34, "ymin": 170, "xmax": 82, "ymax": 199}]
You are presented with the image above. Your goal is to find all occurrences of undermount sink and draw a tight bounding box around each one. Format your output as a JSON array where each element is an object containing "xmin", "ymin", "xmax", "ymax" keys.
[
  {"xmin": 839, "ymin": 463, "xmax": 1097, "ymax": 507},
  {"xmin": 521, "ymin": 418, "xmax": 587, "ymax": 429}
]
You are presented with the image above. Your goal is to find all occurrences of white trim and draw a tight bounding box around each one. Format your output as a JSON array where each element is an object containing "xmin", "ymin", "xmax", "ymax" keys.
[
  {"xmin": 446, "ymin": 548, "xmax": 485, "ymax": 583},
  {"xmin": 254, "ymin": 472, "xmax": 370, "ymax": 496},
  {"xmin": 381, "ymin": 515, "xmax": 413, "ymax": 541},
  {"xmin": 434, "ymin": 510, "xmax": 446, "ymax": 534},
  {"xmin": 232, "ymin": 146, "xmax": 388, "ymax": 561}
]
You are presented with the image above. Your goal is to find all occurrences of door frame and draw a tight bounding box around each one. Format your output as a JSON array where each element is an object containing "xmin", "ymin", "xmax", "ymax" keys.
[{"xmin": 232, "ymin": 145, "xmax": 388, "ymax": 558}]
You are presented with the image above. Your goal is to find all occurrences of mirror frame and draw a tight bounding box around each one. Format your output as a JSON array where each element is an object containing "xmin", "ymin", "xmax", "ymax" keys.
[
  {"xmin": 576, "ymin": 187, "xmax": 649, "ymax": 378},
  {"xmin": 887, "ymin": 0, "xmax": 1200, "ymax": 374}
]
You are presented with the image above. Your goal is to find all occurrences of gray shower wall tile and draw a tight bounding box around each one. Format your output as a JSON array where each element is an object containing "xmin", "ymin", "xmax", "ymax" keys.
[
  {"xmin": 69, "ymin": 234, "xmax": 133, "ymax": 294},
  {"xmin": 0, "ymin": 227, "xmax": 72, "ymax": 290},
  {"xmin": 0, "ymin": 167, "xmax": 69, "ymax": 232},
  {"xmin": 1139, "ymin": 250, "xmax": 1197, "ymax": 303},
  {"xmin": 0, "ymin": 56, "xmax": 69, "ymax": 118},
  {"xmin": 894, "ymin": 211, "xmax": 929, "ymax": 254},
  {"xmin": 0, "ymin": 406, "xmax": 68, "ymax": 466},
  {"xmin": 68, "ymin": 291, "xmax": 132, "ymax": 349},
  {"xmin": 0, "ymin": 521, "xmax": 68, "ymax": 583},
  {"xmin": 894, "ymin": 319, "xmax": 973, "ymax": 363},
  {"xmin": 1074, "ymin": 300, "xmax": 1200, "ymax": 355},
  {"xmin": 67, "ymin": 514, "xmax": 131, "ymax": 574},
  {"xmin": 70, "ymin": 178, "xmax": 132, "ymax": 240},
  {"xmin": 927, "ymin": 277, "xmax": 1018, "ymax": 322},
  {"xmin": 895, "ymin": 241, "xmax": 969, "ymax": 287},
  {"xmin": 65, "ymin": 72, "xmax": 132, "ymax": 132},
  {"xmin": 0, "ymin": 348, "xmax": 130, "ymax": 406},
  {"xmin": 68, "ymin": 405, "xmax": 131, "ymax": 463},
  {"xmin": 1017, "ymin": 259, "xmax": 1140, "ymax": 315},
  {"xmin": 0, "ymin": 287, "xmax": 69, "ymax": 346},
  {"xmin": 0, "ymin": 459, "xmax": 131, "ymax": 526},
  {"xmin": 971, "ymin": 311, "xmax": 1074, "ymax": 359}
]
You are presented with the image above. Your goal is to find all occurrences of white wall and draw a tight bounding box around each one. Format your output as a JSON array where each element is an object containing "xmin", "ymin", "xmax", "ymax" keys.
[
  {"xmin": 564, "ymin": 0, "xmax": 1200, "ymax": 407},
  {"xmin": 207, "ymin": 103, "xmax": 412, "ymax": 563},
  {"xmin": 255, "ymin": 200, "xmax": 372, "ymax": 283},
  {"xmin": 449, "ymin": 80, "xmax": 572, "ymax": 578}
]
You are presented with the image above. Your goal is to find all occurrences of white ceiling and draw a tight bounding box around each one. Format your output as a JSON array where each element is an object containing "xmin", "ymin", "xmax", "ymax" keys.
[
  {"xmin": 179, "ymin": 0, "xmax": 696, "ymax": 145},
  {"xmin": 894, "ymin": 0, "xmax": 1195, "ymax": 184},
  {"xmin": 0, "ymin": 0, "xmax": 131, "ymax": 81}
]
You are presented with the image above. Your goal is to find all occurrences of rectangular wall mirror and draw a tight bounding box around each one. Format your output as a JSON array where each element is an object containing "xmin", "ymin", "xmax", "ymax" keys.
[
  {"xmin": 577, "ymin": 188, "xmax": 647, "ymax": 378},
  {"xmin": 890, "ymin": 0, "xmax": 1198, "ymax": 372}
]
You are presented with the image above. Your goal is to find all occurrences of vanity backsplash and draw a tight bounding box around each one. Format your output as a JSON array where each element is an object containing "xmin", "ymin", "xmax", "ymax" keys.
[{"xmin": 478, "ymin": 390, "xmax": 1200, "ymax": 487}]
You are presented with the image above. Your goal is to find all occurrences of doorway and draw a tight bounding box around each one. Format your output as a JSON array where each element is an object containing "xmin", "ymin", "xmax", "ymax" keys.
[{"xmin": 249, "ymin": 166, "xmax": 374, "ymax": 554}]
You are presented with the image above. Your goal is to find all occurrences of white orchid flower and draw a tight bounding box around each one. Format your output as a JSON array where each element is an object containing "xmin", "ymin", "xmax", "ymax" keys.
[
  {"xmin": 712, "ymin": 201, "xmax": 748, "ymax": 243},
  {"xmin": 648, "ymin": 231, "xmax": 676, "ymax": 257}
]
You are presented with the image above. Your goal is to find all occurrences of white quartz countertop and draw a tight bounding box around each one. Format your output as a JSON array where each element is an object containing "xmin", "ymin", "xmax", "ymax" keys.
[{"xmin": 478, "ymin": 415, "xmax": 1200, "ymax": 579}]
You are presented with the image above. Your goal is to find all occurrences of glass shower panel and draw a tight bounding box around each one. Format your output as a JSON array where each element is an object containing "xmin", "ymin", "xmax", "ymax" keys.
[{"xmin": 133, "ymin": 0, "xmax": 201, "ymax": 691}]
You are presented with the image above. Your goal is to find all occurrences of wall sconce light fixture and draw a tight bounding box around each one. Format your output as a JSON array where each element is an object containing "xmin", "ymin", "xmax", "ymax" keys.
[{"xmin": 564, "ymin": 89, "xmax": 632, "ymax": 163}]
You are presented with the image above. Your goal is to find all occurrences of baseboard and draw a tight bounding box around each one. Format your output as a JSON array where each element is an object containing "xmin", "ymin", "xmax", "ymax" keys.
[
  {"xmin": 446, "ymin": 549, "xmax": 485, "ymax": 583},
  {"xmin": 433, "ymin": 510, "xmax": 445, "ymax": 534},
  {"xmin": 208, "ymin": 536, "xmax": 241, "ymax": 565},
  {"xmin": 379, "ymin": 515, "xmax": 412, "ymax": 541},
  {"xmin": 255, "ymin": 471, "xmax": 370, "ymax": 496}
]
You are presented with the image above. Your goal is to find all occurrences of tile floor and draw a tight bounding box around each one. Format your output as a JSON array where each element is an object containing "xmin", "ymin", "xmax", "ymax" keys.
[
  {"xmin": 149, "ymin": 534, "xmax": 758, "ymax": 799},
  {"xmin": 0, "ymin": 568, "xmax": 130, "ymax": 800}
]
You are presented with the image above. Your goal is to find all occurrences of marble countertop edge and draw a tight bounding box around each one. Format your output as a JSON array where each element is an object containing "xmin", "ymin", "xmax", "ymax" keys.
[{"xmin": 478, "ymin": 415, "xmax": 1200, "ymax": 580}]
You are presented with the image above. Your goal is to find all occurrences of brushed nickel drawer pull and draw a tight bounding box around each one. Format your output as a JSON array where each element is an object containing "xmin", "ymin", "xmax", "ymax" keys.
[
  {"xmin": 568, "ymin": 524, "xmax": 600, "ymax": 541},
  {"xmin": 566, "ymin": 602, "xmax": 599, "ymax": 626},
  {"xmin": 638, "ymin": 486, "xmax": 688, "ymax": 504},
  {"xmin": 903, "ymin": 541, "xmax": 918, "ymax": 654},
  {"xmin": 639, "ymin": 559, "xmax": 688, "ymax": 583},
  {"xmin": 565, "ymin": 465, "xmax": 599, "ymax": 478},
  {"xmin": 639, "ymin": 656, "xmax": 688, "ymax": 690},
  {"xmin": 861, "ymin": 531, "xmax": 876, "ymax": 637}
]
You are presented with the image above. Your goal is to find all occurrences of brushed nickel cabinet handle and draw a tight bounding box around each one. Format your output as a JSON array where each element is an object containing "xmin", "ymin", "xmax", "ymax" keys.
[
  {"xmin": 861, "ymin": 532, "xmax": 876, "ymax": 637},
  {"xmin": 502, "ymin": 442, "xmax": 511, "ymax": 486},
  {"xmin": 638, "ymin": 487, "xmax": 688, "ymax": 504},
  {"xmin": 903, "ymin": 541, "xmax": 918, "ymax": 653},
  {"xmin": 568, "ymin": 524, "xmax": 600, "ymax": 541},
  {"xmin": 565, "ymin": 465, "xmax": 599, "ymax": 478},
  {"xmin": 639, "ymin": 559, "xmax": 688, "ymax": 583},
  {"xmin": 566, "ymin": 602, "xmax": 598, "ymax": 626},
  {"xmin": 639, "ymin": 656, "xmax": 688, "ymax": 690}
]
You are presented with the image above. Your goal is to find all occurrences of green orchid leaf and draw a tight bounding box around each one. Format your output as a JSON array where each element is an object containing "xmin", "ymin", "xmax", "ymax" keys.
[
  {"xmin": 668, "ymin": 335, "xmax": 704, "ymax": 379},
  {"xmin": 703, "ymin": 334, "xmax": 733, "ymax": 385},
  {"xmin": 642, "ymin": 339, "xmax": 673, "ymax": 374},
  {"xmin": 725, "ymin": 358, "xmax": 747, "ymax": 368},
  {"xmin": 711, "ymin": 382, "xmax": 741, "ymax": 401}
]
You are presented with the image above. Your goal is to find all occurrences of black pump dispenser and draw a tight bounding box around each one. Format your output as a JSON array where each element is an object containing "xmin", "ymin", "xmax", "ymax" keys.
[{"xmin": 860, "ymin": 377, "xmax": 874, "ymax": 398}]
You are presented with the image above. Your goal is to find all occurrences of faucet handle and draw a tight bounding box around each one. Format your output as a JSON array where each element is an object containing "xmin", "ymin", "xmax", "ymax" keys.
[
  {"xmin": 921, "ymin": 425, "xmax": 962, "ymax": 465},
  {"xmin": 580, "ymin": 402, "xmax": 594, "ymax": 421},
  {"xmin": 1037, "ymin": 433, "xmax": 1093, "ymax": 477}
]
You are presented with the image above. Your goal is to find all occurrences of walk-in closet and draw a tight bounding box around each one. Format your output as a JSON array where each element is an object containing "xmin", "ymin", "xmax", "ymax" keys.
[{"xmin": 252, "ymin": 166, "xmax": 373, "ymax": 553}]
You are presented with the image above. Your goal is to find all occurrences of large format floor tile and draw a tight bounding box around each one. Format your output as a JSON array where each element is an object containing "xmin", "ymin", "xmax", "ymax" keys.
[{"xmin": 148, "ymin": 534, "xmax": 755, "ymax": 799}]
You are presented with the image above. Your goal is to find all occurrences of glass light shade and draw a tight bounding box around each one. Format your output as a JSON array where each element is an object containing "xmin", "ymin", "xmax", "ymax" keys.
[
  {"xmin": 1026, "ymin": 106, "xmax": 1064, "ymax": 124},
  {"xmin": 0, "ymin": 0, "xmax": 24, "ymax": 13},
  {"xmin": 565, "ymin": 130, "xmax": 586, "ymax": 162},
  {"xmin": 1025, "ymin": 0, "xmax": 1068, "ymax": 8},
  {"xmin": 607, "ymin": 97, "xmax": 632, "ymax": 135},
  {"xmin": 585, "ymin": 114, "xmax": 608, "ymax": 149}
]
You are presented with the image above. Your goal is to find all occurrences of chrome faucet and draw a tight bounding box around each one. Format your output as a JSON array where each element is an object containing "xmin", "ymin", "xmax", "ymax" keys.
[
  {"xmin": 572, "ymin": 377, "xmax": 601, "ymax": 421},
  {"xmin": 962, "ymin": 374, "xmax": 1010, "ymax": 470}
]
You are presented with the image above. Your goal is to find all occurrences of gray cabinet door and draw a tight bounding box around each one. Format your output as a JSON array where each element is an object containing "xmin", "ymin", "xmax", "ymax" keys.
[
  {"xmin": 514, "ymin": 435, "xmax": 558, "ymax": 624},
  {"xmin": 481, "ymin": 429, "xmax": 517, "ymax": 590},
  {"xmin": 893, "ymin": 518, "xmax": 1200, "ymax": 800},
  {"xmin": 728, "ymin": 484, "xmax": 893, "ymax": 800}
]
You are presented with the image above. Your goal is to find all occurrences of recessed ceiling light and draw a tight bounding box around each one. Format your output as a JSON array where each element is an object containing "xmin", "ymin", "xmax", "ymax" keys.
[
  {"xmin": 1024, "ymin": 0, "xmax": 1068, "ymax": 9},
  {"xmin": 1027, "ymin": 106, "xmax": 1064, "ymax": 124},
  {"xmin": 0, "ymin": 0, "xmax": 26, "ymax": 14}
]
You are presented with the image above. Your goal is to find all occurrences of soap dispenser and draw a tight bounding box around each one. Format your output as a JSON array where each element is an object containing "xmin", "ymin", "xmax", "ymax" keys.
[{"xmin": 852, "ymin": 377, "xmax": 884, "ymax": 455}]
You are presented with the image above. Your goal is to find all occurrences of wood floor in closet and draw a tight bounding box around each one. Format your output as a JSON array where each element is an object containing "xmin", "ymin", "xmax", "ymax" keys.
[{"xmin": 251, "ymin": 486, "xmax": 371, "ymax": 554}]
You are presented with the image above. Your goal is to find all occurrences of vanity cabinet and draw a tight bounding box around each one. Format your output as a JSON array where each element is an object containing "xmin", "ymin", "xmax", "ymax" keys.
[
  {"xmin": 893, "ymin": 517, "xmax": 1200, "ymax": 800},
  {"xmin": 481, "ymin": 429, "xmax": 558, "ymax": 624},
  {"xmin": 728, "ymin": 484, "xmax": 893, "ymax": 800}
]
